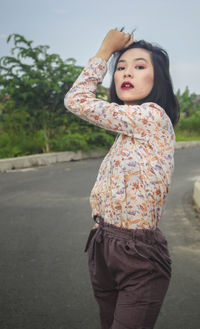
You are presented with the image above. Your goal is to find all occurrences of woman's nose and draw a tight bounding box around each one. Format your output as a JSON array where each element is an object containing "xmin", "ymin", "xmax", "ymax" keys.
[{"xmin": 123, "ymin": 69, "xmax": 133, "ymax": 78}]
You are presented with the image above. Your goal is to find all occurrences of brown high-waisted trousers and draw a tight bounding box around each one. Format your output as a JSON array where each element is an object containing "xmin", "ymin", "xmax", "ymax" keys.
[{"xmin": 85, "ymin": 215, "xmax": 172, "ymax": 329}]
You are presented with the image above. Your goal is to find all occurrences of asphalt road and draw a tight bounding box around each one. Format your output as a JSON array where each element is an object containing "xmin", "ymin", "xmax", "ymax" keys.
[{"xmin": 0, "ymin": 146, "xmax": 200, "ymax": 329}]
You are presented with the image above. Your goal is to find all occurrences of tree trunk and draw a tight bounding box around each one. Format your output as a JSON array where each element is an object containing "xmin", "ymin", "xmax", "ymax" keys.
[{"xmin": 43, "ymin": 126, "xmax": 50, "ymax": 153}]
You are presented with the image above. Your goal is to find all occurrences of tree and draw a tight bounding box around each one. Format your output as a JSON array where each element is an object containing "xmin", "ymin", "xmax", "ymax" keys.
[
  {"xmin": 176, "ymin": 87, "xmax": 199, "ymax": 117},
  {"xmin": 0, "ymin": 34, "xmax": 83, "ymax": 153}
]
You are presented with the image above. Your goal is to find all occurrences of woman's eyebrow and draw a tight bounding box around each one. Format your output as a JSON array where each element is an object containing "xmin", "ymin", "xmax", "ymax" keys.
[
  {"xmin": 135, "ymin": 57, "xmax": 148, "ymax": 63},
  {"xmin": 118, "ymin": 57, "xmax": 148, "ymax": 64}
]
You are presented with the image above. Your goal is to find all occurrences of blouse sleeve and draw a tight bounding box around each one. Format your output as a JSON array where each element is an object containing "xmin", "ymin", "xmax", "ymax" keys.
[{"xmin": 64, "ymin": 57, "xmax": 174, "ymax": 142}]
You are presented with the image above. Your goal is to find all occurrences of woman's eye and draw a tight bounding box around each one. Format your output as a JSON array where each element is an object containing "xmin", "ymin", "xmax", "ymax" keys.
[
  {"xmin": 116, "ymin": 66, "xmax": 125, "ymax": 71},
  {"xmin": 136, "ymin": 65, "xmax": 145, "ymax": 70}
]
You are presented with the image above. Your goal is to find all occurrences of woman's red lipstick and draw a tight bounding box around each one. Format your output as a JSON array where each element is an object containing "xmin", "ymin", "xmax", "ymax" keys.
[{"xmin": 121, "ymin": 81, "xmax": 134, "ymax": 89}]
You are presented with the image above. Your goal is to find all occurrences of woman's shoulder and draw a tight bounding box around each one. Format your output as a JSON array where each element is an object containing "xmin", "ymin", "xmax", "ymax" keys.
[
  {"xmin": 139, "ymin": 102, "xmax": 175, "ymax": 142},
  {"xmin": 140, "ymin": 102, "xmax": 166, "ymax": 114},
  {"xmin": 141, "ymin": 102, "xmax": 174, "ymax": 127}
]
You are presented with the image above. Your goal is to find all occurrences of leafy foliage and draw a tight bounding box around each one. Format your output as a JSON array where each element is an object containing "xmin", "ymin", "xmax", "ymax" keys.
[
  {"xmin": 0, "ymin": 34, "xmax": 115, "ymax": 158},
  {"xmin": 176, "ymin": 86, "xmax": 200, "ymax": 117},
  {"xmin": 175, "ymin": 87, "xmax": 200, "ymax": 139}
]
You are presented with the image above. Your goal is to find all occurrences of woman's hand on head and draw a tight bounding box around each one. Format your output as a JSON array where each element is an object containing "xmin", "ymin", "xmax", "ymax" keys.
[{"xmin": 94, "ymin": 29, "xmax": 134, "ymax": 62}]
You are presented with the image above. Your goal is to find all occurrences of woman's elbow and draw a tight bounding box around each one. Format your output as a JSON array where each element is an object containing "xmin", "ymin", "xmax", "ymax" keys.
[{"xmin": 64, "ymin": 93, "xmax": 72, "ymax": 110}]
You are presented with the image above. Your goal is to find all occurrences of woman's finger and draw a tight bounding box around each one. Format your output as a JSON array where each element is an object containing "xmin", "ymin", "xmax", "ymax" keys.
[{"xmin": 124, "ymin": 34, "xmax": 134, "ymax": 47}]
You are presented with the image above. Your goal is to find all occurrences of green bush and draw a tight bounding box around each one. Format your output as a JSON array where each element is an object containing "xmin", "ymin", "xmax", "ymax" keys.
[
  {"xmin": 0, "ymin": 131, "xmax": 42, "ymax": 158},
  {"xmin": 175, "ymin": 111, "xmax": 200, "ymax": 133},
  {"xmin": 86, "ymin": 131, "xmax": 115, "ymax": 149},
  {"xmin": 50, "ymin": 133, "xmax": 90, "ymax": 152},
  {"xmin": 50, "ymin": 131, "xmax": 115, "ymax": 153}
]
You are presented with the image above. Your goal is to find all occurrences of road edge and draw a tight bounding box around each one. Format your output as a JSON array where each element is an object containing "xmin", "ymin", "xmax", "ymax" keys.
[
  {"xmin": 0, "ymin": 149, "xmax": 107, "ymax": 172},
  {"xmin": 1, "ymin": 141, "xmax": 200, "ymax": 173},
  {"xmin": 193, "ymin": 179, "xmax": 200, "ymax": 212}
]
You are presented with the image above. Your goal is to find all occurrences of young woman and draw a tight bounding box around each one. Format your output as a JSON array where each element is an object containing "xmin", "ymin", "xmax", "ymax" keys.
[{"xmin": 64, "ymin": 29, "xmax": 180, "ymax": 329}]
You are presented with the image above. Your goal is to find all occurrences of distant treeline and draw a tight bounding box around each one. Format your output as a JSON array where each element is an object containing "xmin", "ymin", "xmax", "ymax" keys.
[{"xmin": 0, "ymin": 34, "xmax": 199, "ymax": 159}]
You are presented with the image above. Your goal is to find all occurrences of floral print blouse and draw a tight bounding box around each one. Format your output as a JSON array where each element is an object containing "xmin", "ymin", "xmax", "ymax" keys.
[{"xmin": 64, "ymin": 57, "xmax": 175, "ymax": 229}]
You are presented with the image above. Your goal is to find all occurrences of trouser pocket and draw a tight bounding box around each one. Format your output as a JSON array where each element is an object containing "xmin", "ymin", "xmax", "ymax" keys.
[{"xmin": 132, "ymin": 238, "xmax": 172, "ymax": 279}]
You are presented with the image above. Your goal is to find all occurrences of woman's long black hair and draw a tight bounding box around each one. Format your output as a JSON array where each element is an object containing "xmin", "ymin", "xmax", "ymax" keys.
[{"xmin": 109, "ymin": 41, "xmax": 180, "ymax": 127}]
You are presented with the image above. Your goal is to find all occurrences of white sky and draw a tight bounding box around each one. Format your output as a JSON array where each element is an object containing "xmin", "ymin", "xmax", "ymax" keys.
[{"xmin": 1, "ymin": 0, "xmax": 200, "ymax": 94}]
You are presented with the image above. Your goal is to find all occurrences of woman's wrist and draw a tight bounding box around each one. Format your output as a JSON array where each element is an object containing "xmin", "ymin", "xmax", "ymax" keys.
[{"xmin": 94, "ymin": 48, "xmax": 112, "ymax": 62}]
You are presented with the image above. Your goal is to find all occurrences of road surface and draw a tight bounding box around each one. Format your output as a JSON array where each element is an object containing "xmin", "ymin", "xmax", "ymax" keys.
[{"xmin": 0, "ymin": 146, "xmax": 200, "ymax": 329}]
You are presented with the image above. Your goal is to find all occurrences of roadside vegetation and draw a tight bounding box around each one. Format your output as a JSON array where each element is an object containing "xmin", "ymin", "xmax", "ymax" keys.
[
  {"xmin": 175, "ymin": 88, "xmax": 200, "ymax": 141},
  {"xmin": 0, "ymin": 34, "xmax": 199, "ymax": 159}
]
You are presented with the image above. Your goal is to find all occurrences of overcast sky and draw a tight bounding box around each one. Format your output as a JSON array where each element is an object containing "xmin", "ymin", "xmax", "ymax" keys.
[{"xmin": 1, "ymin": 0, "xmax": 200, "ymax": 94}]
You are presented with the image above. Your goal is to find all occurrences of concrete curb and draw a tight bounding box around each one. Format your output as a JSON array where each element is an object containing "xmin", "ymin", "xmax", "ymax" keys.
[
  {"xmin": 1, "ymin": 141, "xmax": 200, "ymax": 173},
  {"xmin": 193, "ymin": 179, "xmax": 200, "ymax": 212},
  {"xmin": 0, "ymin": 149, "xmax": 107, "ymax": 173},
  {"xmin": 175, "ymin": 141, "xmax": 200, "ymax": 149},
  {"xmin": 174, "ymin": 142, "xmax": 200, "ymax": 213}
]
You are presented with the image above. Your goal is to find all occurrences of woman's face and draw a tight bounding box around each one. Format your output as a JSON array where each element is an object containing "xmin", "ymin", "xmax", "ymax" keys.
[{"xmin": 114, "ymin": 48, "xmax": 154, "ymax": 105}]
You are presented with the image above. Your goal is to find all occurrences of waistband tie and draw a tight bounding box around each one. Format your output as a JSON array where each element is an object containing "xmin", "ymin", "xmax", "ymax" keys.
[
  {"xmin": 84, "ymin": 215, "xmax": 104, "ymax": 275},
  {"xmin": 93, "ymin": 215, "xmax": 104, "ymax": 242},
  {"xmin": 92, "ymin": 215, "xmax": 104, "ymax": 261}
]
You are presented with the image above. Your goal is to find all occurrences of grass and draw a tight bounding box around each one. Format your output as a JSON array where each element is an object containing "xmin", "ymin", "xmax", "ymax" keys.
[{"xmin": 175, "ymin": 130, "xmax": 200, "ymax": 141}]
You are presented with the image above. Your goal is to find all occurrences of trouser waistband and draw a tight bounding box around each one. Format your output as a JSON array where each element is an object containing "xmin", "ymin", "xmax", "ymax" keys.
[
  {"xmin": 85, "ymin": 215, "xmax": 169, "ymax": 277},
  {"xmin": 92, "ymin": 215, "xmax": 166, "ymax": 245}
]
